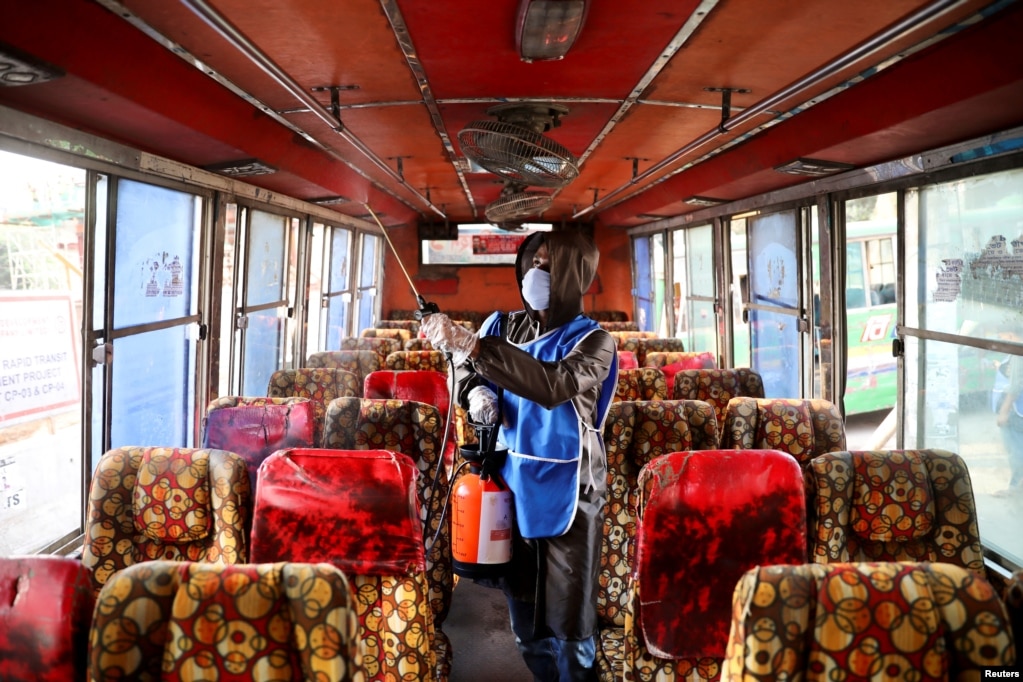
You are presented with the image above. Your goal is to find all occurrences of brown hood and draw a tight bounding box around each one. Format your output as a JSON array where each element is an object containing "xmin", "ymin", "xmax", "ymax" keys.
[{"xmin": 515, "ymin": 230, "xmax": 599, "ymax": 329}]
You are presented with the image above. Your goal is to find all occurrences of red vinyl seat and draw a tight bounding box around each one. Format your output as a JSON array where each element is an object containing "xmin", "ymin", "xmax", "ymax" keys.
[
  {"xmin": 202, "ymin": 396, "xmax": 316, "ymax": 494},
  {"xmin": 620, "ymin": 449, "xmax": 807, "ymax": 680},
  {"xmin": 323, "ymin": 397, "xmax": 453, "ymax": 680},
  {"xmin": 0, "ymin": 556, "xmax": 94, "ymax": 681},
  {"xmin": 596, "ymin": 399, "xmax": 720, "ymax": 680},
  {"xmin": 251, "ymin": 448, "xmax": 436, "ymax": 681}
]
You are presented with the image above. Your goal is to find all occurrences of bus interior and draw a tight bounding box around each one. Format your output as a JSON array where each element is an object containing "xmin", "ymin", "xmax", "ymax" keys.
[{"xmin": 1, "ymin": 0, "xmax": 1022, "ymax": 679}]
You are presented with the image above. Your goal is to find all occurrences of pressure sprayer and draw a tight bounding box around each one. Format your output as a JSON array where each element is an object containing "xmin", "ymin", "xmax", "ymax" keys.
[
  {"xmin": 451, "ymin": 421, "xmax": 513, "ymax": 578},
  {"xmin": 363, "ymin": 203, "xmax": 513, "ymax": 575}
]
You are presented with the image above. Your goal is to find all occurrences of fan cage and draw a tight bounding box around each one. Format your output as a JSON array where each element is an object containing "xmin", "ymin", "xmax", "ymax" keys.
[
  {"xmin": 484, "ymin": 191, "xmax": 553, "ymax": 223},
  {"xmin": 459, "ymin": 121, "xmax": 579, "ymax": 188}
]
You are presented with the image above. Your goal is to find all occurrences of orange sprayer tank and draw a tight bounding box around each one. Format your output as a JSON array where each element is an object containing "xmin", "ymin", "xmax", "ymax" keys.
[{"xmin": 451, "ymin": 444, "xmax": 513, "ymax": 579}]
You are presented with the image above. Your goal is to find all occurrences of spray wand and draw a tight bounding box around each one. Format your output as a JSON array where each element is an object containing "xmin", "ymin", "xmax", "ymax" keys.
[{"xmin": 362, "ymin": 203, "xmax": 439, "ymax": 320}]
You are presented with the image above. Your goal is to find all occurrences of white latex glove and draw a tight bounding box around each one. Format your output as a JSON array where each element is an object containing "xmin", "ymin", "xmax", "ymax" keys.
[
  {"xmin": 419, "ymin": 312, "xmax": 478, "ymax": 366},
  {"xmin": 467, "ymin": 386, "xmax": 499, "ymax": 425}
]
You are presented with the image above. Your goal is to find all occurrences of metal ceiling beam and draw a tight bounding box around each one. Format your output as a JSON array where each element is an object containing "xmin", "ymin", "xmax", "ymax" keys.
[
  {"xmin": 574, "ymin": 0, "xmax": 974, "ymax": 218},
  {"xmin": 379, "ymin": 0, "xmax": 477, "ymax": 218},
  {"xmin": 177, "ymin": 0, "xmax": 447, "ymax": 219}
]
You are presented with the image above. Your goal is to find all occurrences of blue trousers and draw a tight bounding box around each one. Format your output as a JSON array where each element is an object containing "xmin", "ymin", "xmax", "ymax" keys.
[{"xmin": 505, "ymin": 594, "xmax": 597, "ymax": 682}]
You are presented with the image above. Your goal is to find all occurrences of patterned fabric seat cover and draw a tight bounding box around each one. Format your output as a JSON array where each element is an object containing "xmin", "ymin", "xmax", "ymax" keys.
[
  {"xmin": 722, "ymin": 561, "xmax": 1016, "ymax": 680},
  {"xmin": 359, "ymin": 326, "xmax": 412, "ymax": 342},
  {"xmin": 89, "ymin": 560, "xmax": 361, "ymax": 681},
  {"xmin": 306, "ymin": 350, "xmax": 382, "ymax": 387},
  {"xmin": 376, "ymin": 318, "xmax": 420, "ymax": 336},
  {"xmin": 635, "ymin": 338, "xmax": 687, "ymax": 366},
  {"xmin": 642, "ymin": 351, "xmax": 717, "ymax": 395},
  {"xmin": 670, "ymin": 368, "xmax": 765, "ymax": 428},
  {"xmin": 597, "ymin": 399, "xmax": 719, "ymax": 681},
  {"xmin": 599, "ymin": 321, "xmax": 641, "ymax": 331},
  {"xmin": 621, "ymin": 449, "xmax": 807, "ymax": 682},
  {"xmin": 720, "ymin": 397, "xmax": 846, "ymax": 468},
  {"xmin": 323, "ymin": 397, "xmax": 453, "ymax": 681},
  {"xmin": 363, "ymin": 369, "xmax": 464, "ymax": 468},
  {"xmin": 203, "ymin": 396, "xmax": 316, "ymax": 495},
  {"xmin": 251, "ymin": 449, "xmax": 433, "ymax": 681},
  {"xmin": 82, "ymin": 446, "xmax": 250, "ymax": 592},
  {"xmin": 339, "ymin": 335, "xmax": 402, "ymax": 364},
  {"xmin": 403, "ymin": 337, "xmax": 435, "ymax": 351},
  {"xmin": 266, "ymin": 368, "xmax": 361, "ymax": 446},
  {"xmin": 384, "ymin": 350, "xmax": 450, "ymax": 373},
  {"xmin": 807, "ymin": 449, "xmax": 984, "ymax": 575},
  {"xmin": 614, "ymin": 367, "xmax": 668, "ymax": 402},
  {"xmin": 0, "ymin": 556, "xmax": 95, "ymax": 681}
]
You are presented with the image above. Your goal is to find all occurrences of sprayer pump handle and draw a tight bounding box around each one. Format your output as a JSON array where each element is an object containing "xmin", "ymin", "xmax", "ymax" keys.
[{"xmin": 414, "ymin": 297, "xmax": 440, "ymax": 320}]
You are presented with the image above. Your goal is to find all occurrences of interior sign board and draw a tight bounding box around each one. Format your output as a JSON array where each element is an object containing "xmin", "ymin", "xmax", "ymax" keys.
[{"xmin": 0, "ymin": 294, "xmax": 80, "ymax": 426}]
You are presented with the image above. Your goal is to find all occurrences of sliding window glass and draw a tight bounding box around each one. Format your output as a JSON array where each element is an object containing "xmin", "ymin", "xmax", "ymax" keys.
[
  {"xmin": 902, "ymin": 167, "xmax": 1023, "ymax": 567},
  {"xmin": 0, "ymin": 151, "xmax": 86, "ymax": 555}
]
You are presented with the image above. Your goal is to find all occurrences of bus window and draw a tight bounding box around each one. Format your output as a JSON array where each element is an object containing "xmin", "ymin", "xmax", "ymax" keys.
[
  {"xmin": 0, "ymin": 150, "xmax": 86, "ymax": 555},
  {"xmin": 844, "ymin": 193, "xmax": 899, "ymax": 417}
]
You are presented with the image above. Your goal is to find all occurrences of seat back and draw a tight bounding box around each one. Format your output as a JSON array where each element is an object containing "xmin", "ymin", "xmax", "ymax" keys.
[
  {"xmin": 614, "ymin": 367, "xmax": 668, "ymax": 402},
  {"xmin": 377, "ymin": 318, "xmax": 421, "ymax": 336},
  {"xmin": 82, "ymin": 446, "xmax": 250, "ymax": 592},
  {"xmin": 360, "ymin": 326, "xmax": 412, "ymax": 342},
  {"xmin": 670, "ymin": 368, "xmax": 765, "ymax": 427},
  {"xmin": 0, "ymin": 556, "xmax": 94, "ymax": 681},
  {"xmin": 339, "ymin": 335, "xmax": 402, "ymax": 364},
  {"xmin": 385, "ymin": 349, "xmax": 450, "ymax": 373},
  {"xmin": 635, "ymin": 337, "xmax": 687, "ymax": 365},
  {"xmin": 251, "ymin": 449, "xmax": 434, "ymax": 681},
  {"xmin": 807, "ymin": 449, "xmax": 984, "ymax": 574},
  {"xmin": 266, "ymin": 367, "xmax": 361, "ymax": 445},
  {"xmin": 89, "ymin": 560, "xmax": 361, "ymax": 681},
  {"xmin": 363, "ymin": 369, "xmax": 450, "ymax": 423},
  {"xmin": 598, "ymin": 400, "xmax": 719, "ymax": 632},
  {"xmin": 723, "ymin": 562, "xmax": 1016, "ymax": 680},
  {"xmin": 617, "ymin": 350, "xmax": 639, "ymax": 370},
  {"xmin": 323, "ymin": 397, "xmax": 452, "ymax": 680},
  {"xmin": 720, "ymin": 397, "xmax": 846, "ymax": 467},
  {"xmin": 628, "ymin": 449, "xmax": 806, "ymax": 664},
  {"xmin": 202, "ymin": 396, "xmax": 316, "ymax": 494},
  {"xmin": 643, "ymin": 351, "xmax": 717, "ymax": 395},
  {"xmin": 403, "ymin": 337, "xmax": 435, "ymax": 351},
  {"xmin": 599, "ymin": 321, "xmax": 640, "ymax": 331},
  {"xmin": 306, "ymin": 350, "xmax": 382, "ymax": 386}
]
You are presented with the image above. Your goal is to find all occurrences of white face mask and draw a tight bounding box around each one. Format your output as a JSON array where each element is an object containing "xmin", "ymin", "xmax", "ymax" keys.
[{"xmin": 522, "ymin": 267, "xmax": 551, "ymax": 311}]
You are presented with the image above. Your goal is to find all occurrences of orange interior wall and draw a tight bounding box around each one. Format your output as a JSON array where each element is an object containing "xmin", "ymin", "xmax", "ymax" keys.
[{"xmin": 380, "ymin": 225, "xmax": 633, "ymax": 320}]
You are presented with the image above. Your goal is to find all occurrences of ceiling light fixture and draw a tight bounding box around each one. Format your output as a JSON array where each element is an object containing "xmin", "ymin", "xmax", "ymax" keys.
[
  {"xmin": 309, "ymin": 196, "xmax": 350, "ymax": 206},
  {"xmin": 203, "ymin": 159, "xmax": 277, "ymax": 177},
  {"xmin": 683, "ymin": 196, "xmax": 725, "ymax": 207},
  {"xmin": 0, "ymin": 43, "xmax": 63, "ymax": 86},
  {"xmin": 774, "ymin": 157, "xmax": 855, "ymax": 177},
  {"xmin": 516, "ymin": 0, "xmax": 588, "ymax": 63}
]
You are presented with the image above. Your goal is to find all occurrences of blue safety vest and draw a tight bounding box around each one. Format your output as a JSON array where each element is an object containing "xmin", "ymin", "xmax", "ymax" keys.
[{"xmin": 480, "ymin": 313, "xmax": 617, "ymax": 538}]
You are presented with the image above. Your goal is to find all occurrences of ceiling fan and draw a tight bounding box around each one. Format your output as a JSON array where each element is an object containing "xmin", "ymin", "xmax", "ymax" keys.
[{"xmin": 458, "ymin": 103, "xmax": 579, "ymax": 189}]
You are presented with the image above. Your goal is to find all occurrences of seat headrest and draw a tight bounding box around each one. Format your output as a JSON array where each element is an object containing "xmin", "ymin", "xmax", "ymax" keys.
[
  {"xmin": 133, "ymin": 448, "xmax": 212, "ymax": 544},
  {"xmin": 850, "ymin": 450, "xmax": 935, "ymax": 542}
]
